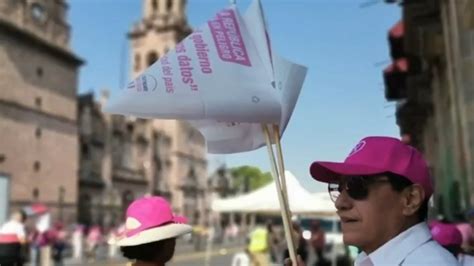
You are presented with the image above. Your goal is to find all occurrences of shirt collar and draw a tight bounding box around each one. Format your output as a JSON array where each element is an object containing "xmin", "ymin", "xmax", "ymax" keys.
[{"xmin": 355, "ymin": 222, "xmax": 432, "ymax": 266}]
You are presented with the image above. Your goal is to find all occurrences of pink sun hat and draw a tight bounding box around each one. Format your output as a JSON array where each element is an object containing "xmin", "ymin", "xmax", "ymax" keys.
[
  {"xmin": 310, "ymin": 136, "xmax": 433, "ymax": 198},
  {"xmin": 111, "ymin": 196, "xmax": 192, "ymax": 247},
  {"xmin": 430, "ymin": 222, "xmax": 462, "ymax": 246}
]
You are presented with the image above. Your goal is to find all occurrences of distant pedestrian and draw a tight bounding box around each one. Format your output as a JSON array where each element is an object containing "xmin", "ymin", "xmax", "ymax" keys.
[
  {"xmin": 231, "ymin": 248, "xmax": 251, "ymax": 266},
  {"xmin": 431, "ymin": 222, "xmax": 474, "ymax": 266},
  {"xmin": 50, "ymin": 222, "xmax": 68, "ymax": 266},
  {"xmin": 282, "ymin": 221, "xmax": 308, "ymax": 264},
  {"xmin": 267, "ymin": 222, "xmax": 281, "ymax": 263},
  {"xmin": 86, "ymin": 225, "xmax": 102, "ymax": 261},
  {"xmin": 248, "ymin": 224, "xmax": 270, "ymax": 266},
  {"xmin": 71, "ymin": 224, "xmax": 84, "ymax": 260},
  {"xmin": 309, "ymin": 220, "xmax": 326, "ymax": 265},
  {"xmin": 108, "ymin": 223, "xmax": 124, "ymax": 258},
  {"xmin": 0, "ymin": 210, "xmax": 27, "ymax": 266}
]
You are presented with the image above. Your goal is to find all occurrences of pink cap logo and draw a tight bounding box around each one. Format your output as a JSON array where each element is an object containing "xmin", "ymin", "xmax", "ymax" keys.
[
  {"xmin": 431, "ymin": 226, "xmax": 441, "ymax": 236},
  {"xmin": 348, "ymin": 140, "xmax": 366, "ymax": 157}
]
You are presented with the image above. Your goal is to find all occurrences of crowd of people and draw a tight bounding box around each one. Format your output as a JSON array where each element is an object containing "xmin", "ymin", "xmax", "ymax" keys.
[
  {"xmin": 229, "ymin": 219, "xmax": 333, "ymax": 266},
  {"xmin": 230, "ymin": 137, "xmax": 474, "ymax": 266},
  {"xmin": 0, "ymin": 210, "xmax": 126, "ymax": 266},
  {"xmin": 237, "ymin": 136, "xmax": 474, "ymax": 266},
  {"xmin": 1, "ymin": 136, "xmax": 474, "ymax": 266}
]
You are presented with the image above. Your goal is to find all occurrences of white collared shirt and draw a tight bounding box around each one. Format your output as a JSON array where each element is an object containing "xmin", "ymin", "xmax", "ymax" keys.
[
  {"xmin": 354, "ymin": 222, "xmax": 460, "ymax": 266},
  {"xmin": 459, "ymin": 253, "xmax": 474, "ymax": 266}
]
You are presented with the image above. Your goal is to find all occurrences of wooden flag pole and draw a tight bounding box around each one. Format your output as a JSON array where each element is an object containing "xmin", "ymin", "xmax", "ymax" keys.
[
  {"xmin": 272, "ymin": 124, "xmax": 290, "ymax": 212},
  {"xmin": 272, "ymin": 124, "xmax": 294, "ymax": 238},
  {"xmin": 271, "ymin": 124, "xmax": 296, "ymax": 253},
  {"xmin": 262, "ymin": 124, "xmax": 297, "ymax": 264}
]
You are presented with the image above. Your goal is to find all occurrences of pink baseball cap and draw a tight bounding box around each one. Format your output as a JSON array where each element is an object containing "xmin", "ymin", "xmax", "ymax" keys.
[
  {"xmin": 430, "ymin": 223, "xmax": 462, "ymax": 246},
  {"xmin": 310, "ymin": 136, "xmax": 433, "ymax": 198},
  {"xmin": 112, "ymin": 196, "xmax": 192, "ymax": 247}
]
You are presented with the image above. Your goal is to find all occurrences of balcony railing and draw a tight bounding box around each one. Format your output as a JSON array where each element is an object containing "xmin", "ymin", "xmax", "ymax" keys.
[{"xmin": 112, "ymin": 165, "xmax": 147, "ymax": 185}]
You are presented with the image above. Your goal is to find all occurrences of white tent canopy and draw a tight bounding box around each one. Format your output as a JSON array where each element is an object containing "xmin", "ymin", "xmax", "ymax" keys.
[{"xmin": 211, "ymin": 171, "xmax": 336, "ymax": 216}]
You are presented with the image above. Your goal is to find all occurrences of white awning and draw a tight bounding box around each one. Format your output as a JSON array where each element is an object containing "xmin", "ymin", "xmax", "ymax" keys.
[{"xmin": 211, "ymin": 171, "xmax": 336, "ymax": 217}]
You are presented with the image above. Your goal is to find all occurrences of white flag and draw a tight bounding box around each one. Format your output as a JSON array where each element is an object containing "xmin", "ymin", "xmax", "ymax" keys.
[
  {"xmin": 190, "ymin": 54, "xmax": 307, "ymax": 153},
  {"xmin": 105, "ymin": 5, "xmax": 280, "ymax": 124},
  {"xmin": 104, "ymin": 0, "xmax": 307, "ymax": 154}
]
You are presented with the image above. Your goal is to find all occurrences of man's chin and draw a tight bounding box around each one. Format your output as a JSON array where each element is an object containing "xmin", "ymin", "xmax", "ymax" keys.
[{"xmin": 342, "ymin": 233, "xmax": 362, "ymax": 247}]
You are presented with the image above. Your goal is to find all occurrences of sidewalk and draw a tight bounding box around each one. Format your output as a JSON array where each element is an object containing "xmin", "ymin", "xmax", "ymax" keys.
[{"xmin": 58, "ymin": 237, "xmax": 246, "ymax": 265}]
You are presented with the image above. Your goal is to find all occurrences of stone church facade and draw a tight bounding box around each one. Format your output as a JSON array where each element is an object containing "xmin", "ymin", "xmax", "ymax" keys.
[
  {"xmin": 0, "ymin": 0, "xmax": 208, "ymax": 227},
  {"xmin": 0, "ymin": 0, "xmax": 83, "ymax": 224}
]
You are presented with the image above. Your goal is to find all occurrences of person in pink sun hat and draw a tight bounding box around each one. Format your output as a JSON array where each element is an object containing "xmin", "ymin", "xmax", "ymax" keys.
[
  {"xmin": 110, "ymin": 196, "xmax": 192, "ymax": 266},
  {"xmin": 286, "ymin": 136, "xmax": 460, "ymax": 266},
  {"xmin": 430, "ymin": 222, "xmax": 474, "ymax": 266}
]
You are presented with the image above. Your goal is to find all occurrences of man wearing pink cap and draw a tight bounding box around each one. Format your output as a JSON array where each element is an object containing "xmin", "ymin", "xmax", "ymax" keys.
[{"xmin": 307, "ymin": 136, "xmax": 459, "ymax": 265}]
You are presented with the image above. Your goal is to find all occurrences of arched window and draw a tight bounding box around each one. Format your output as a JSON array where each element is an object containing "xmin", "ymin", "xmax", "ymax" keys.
[
  {"xmin": 152, "ymin": 0, "xmax": 158, "ymax": 12},
  {"xmin": 31, "ymin": 3, "xmax": 47, "ymax": 23},
  {"xmin": 147, "ymin": 51, "xmax": 159, "ymax": 66},
  {"xmin": 167, "ymin": 0, "xmax": 173, "ymax": 11}
]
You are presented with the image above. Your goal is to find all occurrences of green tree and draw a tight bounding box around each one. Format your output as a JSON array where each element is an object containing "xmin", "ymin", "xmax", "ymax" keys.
[{"xmin": 230, "ymin": 166, "xmax": 273, "ymax": 192}]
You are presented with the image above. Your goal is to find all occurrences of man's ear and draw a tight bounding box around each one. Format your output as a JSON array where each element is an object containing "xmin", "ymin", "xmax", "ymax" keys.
[{"xmin": 401, "ymin": 184, "xmax": 425, "ymax": 216}]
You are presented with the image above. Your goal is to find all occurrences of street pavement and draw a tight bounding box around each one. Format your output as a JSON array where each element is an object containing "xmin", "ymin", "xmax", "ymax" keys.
[
  {"xmin": 32, "ymin": 238, "xmax": 353, "ymax": 265},
  {"xmin": 170, "ymin": 244, "xmax": 243, "ymax": 266},
  {"xmin": 61, "ymin": 239, "xmax": 245, "ymax": 266}
]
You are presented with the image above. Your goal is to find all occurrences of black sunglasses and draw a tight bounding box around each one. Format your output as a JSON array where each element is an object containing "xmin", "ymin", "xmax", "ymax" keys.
[{"xmin": 328, "ymin": 175, "xmax": 390, "ymax": 202}]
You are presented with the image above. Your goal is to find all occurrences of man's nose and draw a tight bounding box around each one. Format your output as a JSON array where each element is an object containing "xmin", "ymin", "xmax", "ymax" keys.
[{"xmin": 335, "ymin": 189, "xmax": 352, "ymax": 211}]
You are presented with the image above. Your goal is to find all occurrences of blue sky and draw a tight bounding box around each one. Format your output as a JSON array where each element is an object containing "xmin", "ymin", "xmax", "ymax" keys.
[{"xmin": 69, "ymin": 0, "xmax": 401, "ymax": 192}]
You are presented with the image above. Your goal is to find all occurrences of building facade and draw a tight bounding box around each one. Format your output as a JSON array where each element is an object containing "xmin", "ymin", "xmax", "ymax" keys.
[
  {"xmin": 78, "ymin": 0, "xmax": 208, "ymax": 227},
  {"xmin": 383, "ymin": 0, "xmax": 474, "ymax": 220},
  {"xmin": 0, "ymin": 0, "xmax": 83, "ymax": 224},
  {"xmin": 78, "ymin": 93, "xmax": 171, "ymax": 227}
]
